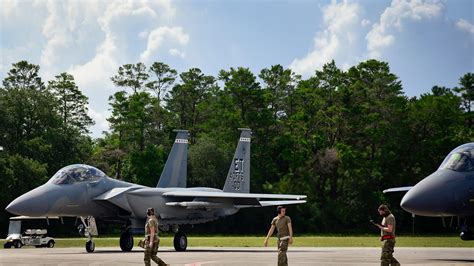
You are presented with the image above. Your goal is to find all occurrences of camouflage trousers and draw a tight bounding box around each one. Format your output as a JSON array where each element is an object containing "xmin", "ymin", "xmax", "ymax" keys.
[
  {"xmin": 277, "ymin": 239, "xmax": 289, "ymax": 266},
  {"xmin": 144, "ymin": 239, "xmax": 167, "ymax": 266},
  {"xmin": 381, "ymin": 238, "xmax": 400, "ymax": 266}
]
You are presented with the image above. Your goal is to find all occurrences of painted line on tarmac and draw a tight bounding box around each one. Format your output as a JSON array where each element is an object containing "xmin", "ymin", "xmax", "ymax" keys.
[{"xmin": 185, "ymin": 261, "xmax": 219, "ymax": 266}]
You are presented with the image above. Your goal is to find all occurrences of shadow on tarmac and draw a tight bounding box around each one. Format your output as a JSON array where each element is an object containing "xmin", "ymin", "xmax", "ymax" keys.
[
  {"xmin": 429, "ymin": 259, "xmax": 474, "ymax": 263},
  {"xmin": 60, "ymin": 248, "xmax": 330, "ymax": 254}
]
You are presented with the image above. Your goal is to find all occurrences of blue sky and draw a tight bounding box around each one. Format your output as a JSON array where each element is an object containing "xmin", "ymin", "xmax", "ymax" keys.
[{"xmin": 1, "ymin": 0, "xmax": 473, "ymax": 138}]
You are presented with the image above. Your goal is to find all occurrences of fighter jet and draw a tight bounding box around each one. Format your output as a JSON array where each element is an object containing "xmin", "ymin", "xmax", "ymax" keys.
[
  {"xmin": 384, "ymin": 142, "xmax": 474, "ymax": 240},
  {"xmin": 5, "ymin": 128, "xmax": 307, "ymax": 252}
]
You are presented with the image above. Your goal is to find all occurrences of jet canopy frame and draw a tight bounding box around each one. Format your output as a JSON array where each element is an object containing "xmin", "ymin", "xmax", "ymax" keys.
[
  {"xmin": 439, "ymin": 147, "xmax": 474, "ymax": 173},
  {"xmin": 48, "ymin": 164, "xmax": 106, "ymax": 185}
]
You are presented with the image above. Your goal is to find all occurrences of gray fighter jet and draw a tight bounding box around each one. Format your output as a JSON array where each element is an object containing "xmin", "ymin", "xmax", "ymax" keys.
[
  {"xmin": 5, "ymin": 128, "xmax": 307, "ymax": 252},
  {"xmin": 384, "ymin": 142, "xmax": 474, "ymax": 240}
]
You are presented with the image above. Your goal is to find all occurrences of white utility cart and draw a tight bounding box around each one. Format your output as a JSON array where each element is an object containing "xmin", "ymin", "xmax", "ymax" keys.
[{"xmin": 4, "ymin": 217, "xmax": 56, "ymax": 248}]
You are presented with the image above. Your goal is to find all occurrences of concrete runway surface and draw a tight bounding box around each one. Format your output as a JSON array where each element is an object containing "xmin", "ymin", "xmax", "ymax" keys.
[{"xmin": 0, "ymin": 247, "xmax": 473, "ymax": 265}]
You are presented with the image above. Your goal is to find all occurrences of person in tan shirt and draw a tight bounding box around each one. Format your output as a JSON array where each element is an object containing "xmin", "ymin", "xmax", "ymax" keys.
[
  {"xmin": 264, "ymin": 206, "xmax": 293, "ymax": 266},
  {"xmin": 372, "ymin": 204, "xmax": 400, "ymax": 266},
  {"xmin": 144, "ymin": 208, "xmax": 167, "ymax": 266}
]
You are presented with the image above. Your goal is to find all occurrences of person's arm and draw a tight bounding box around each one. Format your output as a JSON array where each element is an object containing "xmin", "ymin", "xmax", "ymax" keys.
[
  {"xmin": 288, "ymin": 222, "xmax": 293, "ymax": 244},
  {"xmin": 264, "ymin": 225, "xmax": 275, "ymax": 247},
  {"xmin": 376, "ymin": 223, "xmax": 393, "ymax": 233},
  {"xmin": 149, "ymin": 225, "xmax": 155, "ymax": 248}
]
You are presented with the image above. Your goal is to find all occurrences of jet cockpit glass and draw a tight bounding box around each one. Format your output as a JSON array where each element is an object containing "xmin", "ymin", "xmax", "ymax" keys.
[
  {"xmin": 439, "ymin": 148, "xmax": 474, "ymax": 172},
  {"xmin": 48, "ymin": 164, "xmax": 106, "ymax": 185}
]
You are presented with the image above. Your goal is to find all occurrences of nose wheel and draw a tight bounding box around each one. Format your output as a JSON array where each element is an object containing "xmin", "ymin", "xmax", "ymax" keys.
[
  {"xmin": 79, "ymin": 216, "xmax": 98, "ymax": 253},
  {"xmin": 85, "ymin": 240, "xmax": 95, "ymax": 253}
]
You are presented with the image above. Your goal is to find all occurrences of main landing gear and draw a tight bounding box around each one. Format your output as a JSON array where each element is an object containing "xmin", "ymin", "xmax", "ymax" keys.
[
  {"xmin": 460, "ymin": 224, "xmax": 474, "ymax": 241},
  {"xmin": 120, "ymin": 228, "xmax": 134, "ymax": 251},
  {"xmin": 172, "ymin": 225, "xmax": 187, "ymax": 251}
]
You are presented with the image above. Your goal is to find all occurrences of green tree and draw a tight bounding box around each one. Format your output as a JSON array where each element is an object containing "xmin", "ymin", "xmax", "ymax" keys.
[
  {"xmin": 218, "ymin": 67, "xmax": 266, "ymax": 127},
  {"xmin": 146, "ymin": 62, "xmax": 177, "ymax": 144},
  {"xmin": 111, "ymin": 63, "xmax": 149, "ymax": 94},
  {"xmin": 454, "ymin": 73, "xmax": 473, "ymax": 132},
  {"xmin": 147, "ymin": 62, "xmax": 178, "ymax": 102},
  {"xmin": 48, "ymin": 72, "xmax": 94, "ymax": 134},
  {"xmin": 1, "ymin": 61, "xmax": 58, "ymax": 149},
  {"xmin": 166, "ymin": 68, "xmax": 216, "ymax": 142},
  {"xmin": 109, "ymin": 63, "xmax": 156, "ymax": 151},
  {"xmin": 188, "ymin": 136, "xmax": 230, "ymax": 188}
]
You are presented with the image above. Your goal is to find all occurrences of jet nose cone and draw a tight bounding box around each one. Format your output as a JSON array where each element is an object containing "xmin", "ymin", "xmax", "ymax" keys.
[
  {"xmin": 5, "ymin": 185, "xmax": 49, "ymax": 216},
  {"xmin": 400, "ymin": 170, "xmax": 456, "ymax": 216},
  {"xmin": 400, "ymin": 191, "xmax": 420, "ymax": 214},
  {"xmin": 5, "ymin": 201, "xmax": 17, "ymax": 214}
]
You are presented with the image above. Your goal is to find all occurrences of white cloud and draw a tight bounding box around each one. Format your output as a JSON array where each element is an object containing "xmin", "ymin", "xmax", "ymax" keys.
[
  {"xmin": 456, "ymin": 19, "xmax": 474, "ymax": 37},
  {"xmin": 139, "ymin": 26, "xmax": 189, "ymax": 63},
  {"xmin": 361, "ymin": 19, "xmax": 371, "ymax": 27},
  {"xmin": 138, "ymin": 30, "xmax": 149, "ymax": 39},
  {"xmin": 366, "ymin": 0, "xmax": 444, "ymax": 58},
  {"xmin": 87, "ymin": 106, "xmax": 111, "ymax": 138},
  {"xmin": 1, "ymin": 0, "xmax": 188, "ymax": 137},
  {"xmin": 289, "ymin": 0, "xmax": 362, "ymax": 75},
  {"xmin": 169, "ymin": 48, "xmax": 186, "ymax": 58}
]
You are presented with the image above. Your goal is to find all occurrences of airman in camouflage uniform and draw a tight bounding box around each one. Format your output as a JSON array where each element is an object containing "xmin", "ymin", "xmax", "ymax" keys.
[
  {"xmin": 144, "ymin": 208, "xmax": 168, "ymax": 266},
  {"xmin": 264, "ymin": 206, "xmax": 293, "ymax": 266},
  {"xmin": 374, "ymin": 204, "xmax": 400, "ymax": 266}
]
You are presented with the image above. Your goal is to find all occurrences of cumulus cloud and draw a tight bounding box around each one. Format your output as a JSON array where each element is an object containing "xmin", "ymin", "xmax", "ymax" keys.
[
  {"xmin": 366, "ymin": 0, "xmax": 444, "ymax": 58},
  {"xmin": 1, "ymin": 0, "xmax": 188, "ymax": 137},
  {"xmin": 456, "ymin": 19, "xmax": 474, "ymax": 37},
  {"xmin": 169, "ymin": 48, "xmax": 186, "ymax": 58},
  {"xmin": 361, "ymin": 19, "xmax": 371, "ymax": 27},
  {"xmin": 87, "ymin": 106, "xmax": 111, "ymax": 138},
  {"xmin": 289, "ymin": 0, "xmax": 362, "ymax": 76},
  {"xmin": 139, "ymin": 26, "xmax": 189, "ymax": 63}
]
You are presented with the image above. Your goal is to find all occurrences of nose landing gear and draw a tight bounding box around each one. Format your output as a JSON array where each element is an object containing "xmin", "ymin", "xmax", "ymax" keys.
[{"xmin": 79, "ymin": 216, "xmax": 98, "ymax": 253}]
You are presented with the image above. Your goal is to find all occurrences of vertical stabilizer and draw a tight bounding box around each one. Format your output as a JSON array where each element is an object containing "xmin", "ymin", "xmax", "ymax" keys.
[
  {"xmin": 157, "ymin": 130, "xmax": 189, "ymax": 188},
  {"xmin": 223, "ymin": 128, "xmax": 251, "ymax": 193}
]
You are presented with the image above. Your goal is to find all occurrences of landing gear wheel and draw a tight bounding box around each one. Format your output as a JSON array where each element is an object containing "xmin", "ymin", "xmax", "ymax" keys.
[
  {"xmin": 13, "ymin": 241, "xmax": 22, "ymax": 248},
  {"xmin": 460, "ymin": 231, "xmax": 473, "ymax": 241},
  {"xmin": 47, "ymin": 240, "xmax": 55, "ymax": 248},
  {"xmin": 173, "ymin": 231, "xmax": 187, "ymax": 251},
  {"xmin": 120, "ymin": 231, "xmax": 134, "ymax": 251},
  {"xmin": 86, "ymin": 240, "xmax": 95, "ymax": 253}
]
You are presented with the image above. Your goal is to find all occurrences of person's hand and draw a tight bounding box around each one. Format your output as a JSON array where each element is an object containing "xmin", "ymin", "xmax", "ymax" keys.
[
  {"xmin": 264, "ymin": 238, "xmax": 268, "ymax": 247},
  {"xmin": 289, "ymin": 237, "xmax": 293, "ymax": 245}
]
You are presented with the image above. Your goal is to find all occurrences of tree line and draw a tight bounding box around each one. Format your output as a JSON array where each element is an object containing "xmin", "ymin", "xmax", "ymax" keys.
[{"xmin": 0, "ymin": 60, "xmax": 472, "ymax": 236}]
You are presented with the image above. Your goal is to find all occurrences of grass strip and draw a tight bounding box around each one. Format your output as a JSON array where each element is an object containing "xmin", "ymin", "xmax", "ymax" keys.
[{"xmin": 2, "ymin": 236, "xmax": 474, "ymax": 248}]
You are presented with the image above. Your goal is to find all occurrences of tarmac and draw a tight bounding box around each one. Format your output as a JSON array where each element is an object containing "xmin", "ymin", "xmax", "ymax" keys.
[{"xmin": 0, "ymin": 247, "xmax": 473, "ymax": 265}]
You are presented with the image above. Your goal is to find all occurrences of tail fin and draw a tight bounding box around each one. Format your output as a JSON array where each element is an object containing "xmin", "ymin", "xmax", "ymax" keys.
[
  {"xmin": 223, "ymin": 128, "xmax": 251, "ymax": 193},
  {"xmin": 157, "ymin": 130, "xmax": 189, "ymax": 188}
]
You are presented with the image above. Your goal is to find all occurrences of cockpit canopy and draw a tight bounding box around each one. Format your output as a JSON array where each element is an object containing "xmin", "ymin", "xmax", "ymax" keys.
[
  {"xmin": 48, "ymin": 164, "xmax": 106, "ymax": 185},
  {"xmin": 439, "ymin": 145, "xmax": 474, "ymax": 172}
]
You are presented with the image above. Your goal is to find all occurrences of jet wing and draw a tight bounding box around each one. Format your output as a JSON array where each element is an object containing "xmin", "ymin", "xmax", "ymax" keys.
[
  {"xmin": 162, "ymin": 191, "xmax": 307, "ymax": 200},
  {"xmin": 162, "ymin": 191, "xmax": 307, "ymax": 209},
  {"xmin": 383, "ymin": 186, "xmax": 413, "ymax": 193},
  {"xmin": 234, "ymin": 200, "xmax": 307, "ymax": 208}
]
